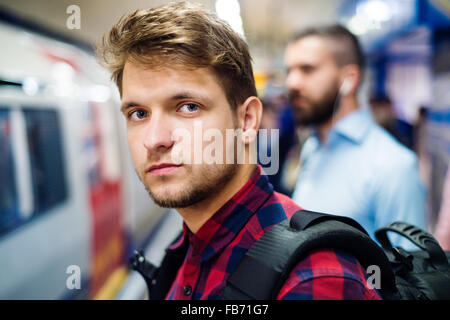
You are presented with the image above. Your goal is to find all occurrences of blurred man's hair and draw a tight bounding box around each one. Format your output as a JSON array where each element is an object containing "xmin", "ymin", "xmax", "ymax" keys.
[
  {"xmin": 370, "ymin": 94, "xmax": 391, "ymax": 106},
  {"xmin": 97, "ymin": 1, "xmax": 257, "ymax": 109},
  {"xmin": 291, "ymin": 25, "xmax": 365, "ymax": 74}
]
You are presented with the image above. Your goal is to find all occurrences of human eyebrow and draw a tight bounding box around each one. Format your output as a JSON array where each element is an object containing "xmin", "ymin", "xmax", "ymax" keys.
[
  {"xmin": 120, "ymin": 102, "xmax": 140, "ymax": 114},
  {"xmin": 300, "ymin": 64, "xmax": 315, "ymax": 71},
  {"xmin": 170, "ymin": 91, "xmax": 212, "ymax": 105},
  {"xmin": 120, "ymin": 91, "xmax": 211, "ymax": 114},
  {"xmin": 288, "ymin": 63, "xmax": 316, "ymax": 72}
]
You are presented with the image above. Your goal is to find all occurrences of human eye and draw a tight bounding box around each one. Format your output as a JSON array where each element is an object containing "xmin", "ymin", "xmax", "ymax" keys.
[
  {"xmin": 128, "ymin": 109, "xmax": 148, "ymax": 121},
  {"xmin": 301, "ymin": 65, "xmax": 315, "ymax": 74},
  {"xmin": 178, "ymin": 103, "xmax": 200, "ymax": 114}
]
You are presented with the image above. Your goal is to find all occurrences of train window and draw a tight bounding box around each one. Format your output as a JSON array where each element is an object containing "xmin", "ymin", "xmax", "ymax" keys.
[
  {"xmin": 23, "ymin": 109, "xmax": 67, "ymax": 214},
  {"xmin": 0, "ymin": 108, "xmax": 21, "ymax": 236}
]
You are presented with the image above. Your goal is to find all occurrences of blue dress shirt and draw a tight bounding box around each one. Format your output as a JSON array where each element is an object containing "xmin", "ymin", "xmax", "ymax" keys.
[{"xmin": 292, "ymin": 107, "xmax": 426, "ymax": 249}]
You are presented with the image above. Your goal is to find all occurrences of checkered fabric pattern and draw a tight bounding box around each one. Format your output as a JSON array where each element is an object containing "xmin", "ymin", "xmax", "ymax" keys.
[{"xmin": 165, "ymin": 165, "xmax": 381, "ymax": 300}]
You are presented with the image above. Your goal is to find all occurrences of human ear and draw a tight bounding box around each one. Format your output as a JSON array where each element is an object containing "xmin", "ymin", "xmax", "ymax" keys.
[
  {"xmin": 237, "ymin": 96, "xmax": 262, "ymax": 145},
  {"xmin": 339, "ymin": 64, "xmax": 360, "ymax": 96}
]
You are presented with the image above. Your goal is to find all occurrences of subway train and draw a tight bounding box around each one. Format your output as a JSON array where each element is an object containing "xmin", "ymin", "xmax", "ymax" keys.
[{"xmin": 0, "ymin": 17, "xmax": 170, "ymax": 299}]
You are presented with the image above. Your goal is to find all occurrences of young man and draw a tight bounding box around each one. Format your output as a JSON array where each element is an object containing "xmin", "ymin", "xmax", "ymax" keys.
[
  {"xmin": 284, "ymin": 25, "xmax": 426, "ymax": 249},
  {"xmin": 98, "ymin": 2, "xmax": 380, "ymax": 300}
]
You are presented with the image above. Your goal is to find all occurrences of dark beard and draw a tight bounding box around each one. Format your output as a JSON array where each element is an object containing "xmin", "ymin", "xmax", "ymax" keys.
[
  {"xmin": 142, "ymin": 164, "xmax": 238, "ymax": 208},
  {"xmin": 288, "ymin": 86, "xmax": 340, "ymax": 126}
]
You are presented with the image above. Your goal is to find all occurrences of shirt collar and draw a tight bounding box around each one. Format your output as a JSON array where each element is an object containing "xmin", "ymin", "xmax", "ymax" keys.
[
  {"xmin": 172, "ymin": 165, "xmax": 273, "ymax": 263},
  {"xmin": 331, "ymin": 107, "xmax": 374, "ymax": 144}
]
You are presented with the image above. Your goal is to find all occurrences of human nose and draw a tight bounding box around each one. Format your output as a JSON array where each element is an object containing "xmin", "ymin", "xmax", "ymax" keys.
[
  {"xmin": 142, "ymin": 112, "xmax": 174, "ymax": 153},
  {"xmin": 285, "ymin": 69, "xmax": 304, "ymax": 91}
]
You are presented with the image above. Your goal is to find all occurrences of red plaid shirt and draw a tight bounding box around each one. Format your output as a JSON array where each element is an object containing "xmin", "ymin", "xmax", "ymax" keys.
[{"xmin": 166, "ymin": 165, "xmax": 381, "ymax": 300}]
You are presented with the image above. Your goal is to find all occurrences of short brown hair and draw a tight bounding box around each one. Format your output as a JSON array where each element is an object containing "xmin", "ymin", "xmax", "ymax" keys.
[
  {"xmin": 97, "ymin": 1, "xmax": 257, "ymax": 109},
  {"xmin": 291, "ymin": 24, "xmax": 365, "ymax": 75}
]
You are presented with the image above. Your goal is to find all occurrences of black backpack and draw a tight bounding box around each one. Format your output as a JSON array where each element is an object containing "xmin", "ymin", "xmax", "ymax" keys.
[{"xmin": 130, "ymin": 210, "xmax": 450, "ymax": 300}]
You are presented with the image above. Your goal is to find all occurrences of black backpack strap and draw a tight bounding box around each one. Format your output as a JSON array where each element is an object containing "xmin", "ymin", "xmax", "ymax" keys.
[
  {"xmin": 290, "ymin": 209, "xmax": 369, "ymax": 234},
  {"xmin": 223, "ymin": 210, "xmax": 397, "ymax": 300},
  {"xmin": 130, "ymin": 232, "xmax": 189, "ymax": 300},
  {"xmin": 129, "ymin": 250, "xmax": 160, "ymax": 295}
]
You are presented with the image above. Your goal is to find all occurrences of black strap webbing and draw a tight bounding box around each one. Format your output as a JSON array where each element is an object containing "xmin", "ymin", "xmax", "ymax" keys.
[
  {"xmin": 148, "ymin": 233, "xmax": 189, "ymax": 300},
  {"xmin": 225, "ymin": 255, "xmax": 281, "ymax": 300},
  {"xmin": 290, "ymin": 209, "xmax": 369, "ymax": 235}
]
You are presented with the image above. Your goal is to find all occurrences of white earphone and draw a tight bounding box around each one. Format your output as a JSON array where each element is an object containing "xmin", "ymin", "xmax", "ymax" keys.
[
  {"xmin": 331, "ymin": 77, "xmax": 354, "ymax": 125},
  {"xmin": 339, "ymin": 77, "xmax": 352, "ymax": 96}
]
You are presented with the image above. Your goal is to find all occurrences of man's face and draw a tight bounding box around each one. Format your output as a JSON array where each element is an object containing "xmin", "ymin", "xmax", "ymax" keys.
[
  {"xmin": 121, "ymin": 61, "xmax": 238, "ymax": 208},
  {"xmin": 284, "ymin": 36, "xmax": 341, "ymax": 126}
]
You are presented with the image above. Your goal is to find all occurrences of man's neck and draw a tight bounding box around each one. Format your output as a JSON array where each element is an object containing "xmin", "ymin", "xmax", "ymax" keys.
[
  {"xmin": 177, "ymin": 163, "xmax": 257, "ymax": 233},
  {"xmin": 317, "ymin": 95, "xmax": 359, "ymax": 144}
]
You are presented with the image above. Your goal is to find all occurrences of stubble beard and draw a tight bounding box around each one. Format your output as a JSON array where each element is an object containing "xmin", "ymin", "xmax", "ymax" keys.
[
  {"xmin": 289, "ymin": 85, "xmax": 340, "ymax": 127},
  {"xmin": 139, "ymin": 163, "xmax": 238, "ymax": 209}
]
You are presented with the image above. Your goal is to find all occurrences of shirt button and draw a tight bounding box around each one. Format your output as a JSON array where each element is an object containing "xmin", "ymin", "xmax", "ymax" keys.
[{"xmin": 183, "ymin": 285, "xmax": 192, "ymax": 296}]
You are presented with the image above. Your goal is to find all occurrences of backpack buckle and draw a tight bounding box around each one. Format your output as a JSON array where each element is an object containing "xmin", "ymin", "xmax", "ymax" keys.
[
  {"xmin": 129, "ymin": 250, "xmax": 159, "ymax": 286},
  {"xmin": 392, "ymin": 247, "xmax": 413, "ymax": 271}
]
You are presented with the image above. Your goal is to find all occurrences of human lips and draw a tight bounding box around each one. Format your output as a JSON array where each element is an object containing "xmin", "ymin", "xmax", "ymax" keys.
[
  {"xmin": 288, "ymin": 91, "xmax": 308, "ymax": 108},
  {"xmin": 291, "ymin": 96, "xmax": 309, "ymax": 108},
  {"xmin": 147, "ymin": 163, "xmax": 182, "ymax": 176}
]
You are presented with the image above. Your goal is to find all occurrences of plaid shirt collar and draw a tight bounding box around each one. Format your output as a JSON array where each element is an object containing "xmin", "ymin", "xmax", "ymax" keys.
[{"xmin": 172, "ymin": 165, "xmax": 272, "ymax": 263}]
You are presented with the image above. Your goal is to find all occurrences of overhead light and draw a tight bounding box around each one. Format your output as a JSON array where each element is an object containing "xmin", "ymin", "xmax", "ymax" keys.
[
  {"xmin": 346, "ymin": 0, "xmax": 394, "ymax": 35},
  {"xmin": 347, "ymin": 16, "xmax": 370, "ymax": 35},
  {"xmin": 357, "ymin": 0, "xmax": 392, "ymax": 23},
  {"xmin": 215, "ymin": 0, "xmax": 245, "ymax": 39}
]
